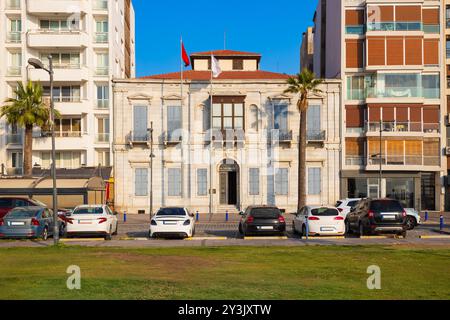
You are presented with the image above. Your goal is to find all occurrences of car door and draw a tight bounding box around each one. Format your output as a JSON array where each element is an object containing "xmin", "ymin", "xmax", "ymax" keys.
[
  {"xmin": 296, "ymin": 207, "xmax": 305, "ymax": 231},
  {"xmin": 347, "ymin": 202, "xmax": 360, "ymax": 228}
]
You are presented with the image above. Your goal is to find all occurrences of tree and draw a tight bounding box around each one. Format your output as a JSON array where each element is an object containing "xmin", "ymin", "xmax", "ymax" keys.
[
  {"xmin": 284, "ymin": 68, "xmax": 323, "ymax": 211},
  {"xmin": 1, "ymin": 81, "xmax": 53, "ymax": 176}
]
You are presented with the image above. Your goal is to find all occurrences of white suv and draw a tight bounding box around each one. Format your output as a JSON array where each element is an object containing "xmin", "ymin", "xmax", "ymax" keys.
[{"xmin": 335, "ymin": 198, "xmax": 361, "ymax": 218}]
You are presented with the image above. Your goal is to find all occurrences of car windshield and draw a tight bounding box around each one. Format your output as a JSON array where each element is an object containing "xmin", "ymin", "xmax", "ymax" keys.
[
  {"xmin": 348, "ymin": 200, "xmax": 359, "ymax": 207},
  {"xmin": 72, "ymin": 207, "xmax": 104, "ymax": 215},
  {"xmin": 370, "ymin": 200, "xmax": 403, "ymax": 213},
  {"xmin": 156, "ymin": 208, "xmax": 186, "ymax": 216},
  {"xmin": 0, "ymin": 199, "xmax": 13, "ymax": 207},
  {"xmin": 311, "ymin": 208, "xmax": 339, "ymax": 216},
  {"xmin": 250, "ymin": 208, "xmax": 281, "ymax": 218},
  {"xmin": 335, "ymin": 201, "xmax": 343, "ymax": 207},
  {"xmin": 6, "ymin": 208, "xmax": 38, "ymax": 219}
]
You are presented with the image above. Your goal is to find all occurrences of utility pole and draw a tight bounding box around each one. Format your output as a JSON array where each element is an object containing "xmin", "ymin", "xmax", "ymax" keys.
[{"xmin": 379, "ymin": 119, "xmax": 383, "ymax": 199}]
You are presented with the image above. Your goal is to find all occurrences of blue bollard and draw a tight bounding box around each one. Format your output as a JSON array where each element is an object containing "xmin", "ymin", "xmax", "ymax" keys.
[
  {"xmin": 440, "ymin": 215, "xmax": 444, "ymax": 232},
  {"xmin": 305, "ymin": 216, "xmax": 309, "ymax": 240},
  {"xmin": 196, "ymin": 211, "xmax": 199, "ymax": 222},
  {"xmin": 226, "ymin": 211, "xmax": 229, "ymax": 222},
  {"xmin": 123, "ymin": 211, "xmax": 127, "ymax": 223},
  {"xmin": 425, "ymin": 211, "xmax": 428, "ymax": 222}
]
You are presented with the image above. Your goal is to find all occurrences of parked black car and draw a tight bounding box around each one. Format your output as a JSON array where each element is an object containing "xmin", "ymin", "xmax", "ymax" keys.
[
  {"xmin": 345, "ymin": 198, "xmax": 407, "ymax": 237},
  {"xmin": 238, "ymin": 206, "xmax": 286, "ymax": 236}
]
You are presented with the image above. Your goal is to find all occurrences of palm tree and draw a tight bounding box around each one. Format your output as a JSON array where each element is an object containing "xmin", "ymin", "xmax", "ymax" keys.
[
  {"xmin": 284, "ymin": 68, "xmax": 323, "ymax": 211},
  {"xmin": 1, "ymin": 81, "xmax": 52, "ymax": 176}
]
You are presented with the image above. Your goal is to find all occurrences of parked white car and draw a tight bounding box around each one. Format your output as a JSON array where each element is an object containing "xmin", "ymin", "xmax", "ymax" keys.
[
  {"xmin": 293, "ymin": 206, "xmax": 345, "ymax": 237},
  {"xmin": 335, "ymin": 198, "xmax": 361, "ymax": 218},
  {"xmin": 65, "ymin": 205, "xmax": 118, "ymax": 240},
  {"xmin": 149, "ymin": 207, "xmax": 195, "ymax": 239},
  {"xmin": 405, "ymin": 208, "xmax": 422, "ymax": 230}
]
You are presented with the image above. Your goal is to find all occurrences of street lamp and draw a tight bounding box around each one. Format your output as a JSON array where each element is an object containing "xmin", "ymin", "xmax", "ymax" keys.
[
  {"xmin": 375, "ymin": 119, "xmax": 389, "ymax": 198},
  {"xmin": 147, "ymin": 122, "xmax": 155, "ymax": 218},
  {"xmin": 28, "ymin": 56, "xmax": 59, "ymax": 245}
]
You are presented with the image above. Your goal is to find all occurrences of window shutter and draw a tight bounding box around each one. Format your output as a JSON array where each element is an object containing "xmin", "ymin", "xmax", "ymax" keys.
[
  {"xmin": 308, "ymin": 168, "xmax": 321, "ymax": 195},
  {"xmin": 368, "ymin": 105, "xmax": 381, "ymax": 122},
  {"xmin": 346, "ymin": 9, "xmax": 364, "ymax": 26},
  {"xmin": 423, "ymin": 105, "xmax": 439, "ymax": 123},
  {"xmin": 168, "ymin": 168, "xmax": 182, "ymax": 197},
  {"xmin": 197, "ymin": 169, "xmax": 207, "ymax": 196},
  {"xmin": 346, "ymin": 40, "xmax": 364, "ymax": 68},
  {"xmin": 346, "ymin": 138, "xmax": 365, "ymax": 156},
  {"xmin": 386, "ymin": 37, "xmax": 404, "ymax": 65},
  {"xmin": 346, "ymin": 105, "xmax": 365, "ymax": 127},
  {"xmin": 405, "ymin": 37, "xmax": 422, "ymax": 65},
  {"xmin": 249, "ymin": 168, "xmax": 260, "ymax": 196},
  {"xmin": 405, "ymin": 140, "xmax": 422, "ymax": 156},
  {"xmin": 307, "ymin": 105, "xmax": 321, "ymax": 134},
  {"xmin": 424, "ymin": 39, "xmax": 439, "ymax": 66},
  {"xmin": 382, "ymin": 106, "xmax": 395, "ymax": 121},
  {"xmin": 367, "ymin": 37, "xmax": 385, "ymax": 66},
  {"xmin": 368, "ymin": 6, "xmax": 394, "ymax": 22},
  {"xmin": 395, "ymin": 6, "xmax": 421, "ymax": 22},
  {"xmin": 135, "ymin": 168, "xmax": 148, "ymax": 196},
  {"xmin": 422, "ymin": 8, "xmax": 439, "ymax": 25}
]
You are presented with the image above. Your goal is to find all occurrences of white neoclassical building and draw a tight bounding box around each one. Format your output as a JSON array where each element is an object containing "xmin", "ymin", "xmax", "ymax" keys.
[{"xmin": 112, "ymin": 50, "xmax": 341, "ymax": 214}]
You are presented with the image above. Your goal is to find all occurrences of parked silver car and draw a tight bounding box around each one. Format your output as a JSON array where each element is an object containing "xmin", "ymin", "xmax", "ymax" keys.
[{"xmin": 0, "ymin": 206, "xmax": 56, "ymax": 240}]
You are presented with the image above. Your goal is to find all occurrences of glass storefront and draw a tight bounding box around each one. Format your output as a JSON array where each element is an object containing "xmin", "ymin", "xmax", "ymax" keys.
[
  {"xmin": 386, "ymin": 178, "xmax": 414, "ymax": 209},
  {"xmin": 421, "ymin": 173, "xmax": 435, "ymax": 211}
]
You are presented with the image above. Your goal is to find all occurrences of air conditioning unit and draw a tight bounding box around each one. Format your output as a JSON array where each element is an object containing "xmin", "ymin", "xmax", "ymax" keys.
[{"xmin": 445, "ymin": 147, "xmax": 450, "ymax": 156}]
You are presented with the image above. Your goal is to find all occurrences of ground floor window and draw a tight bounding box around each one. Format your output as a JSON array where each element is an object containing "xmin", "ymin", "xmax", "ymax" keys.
[
  {"xmin": 421, "ymin": 173, "xmax": 435, "ymax": 210},
  {"xmin": 197, "ymin": 169, "xmax": 207, "ymax": 196},
  {"xmin": 135, "ymin": 168, "xmax": 148, "ymax": 196},
  {"xmin": 386, "ymin": 178, "xmax": 415, "ymax": 208},
  {"xmin": 249, "ymin": 168, "xmax": 260, "ymax": 195},
  {"xmin": 275, "ymin": 168, "xmax": 288, "ymax": 195},
  {"xmin": 308, "ymin": 167, "xmax": 321, "ymax": 195},
  {"xmin": 168, "ymin": 168, "xmax": 182, "ymax": 197}
]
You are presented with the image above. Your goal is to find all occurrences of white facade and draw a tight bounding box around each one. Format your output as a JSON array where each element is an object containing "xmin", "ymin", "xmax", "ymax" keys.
[
  {"xmin": 113, "ymin": 51, "xmax": 342, "ymax": 214},
  {"xmin": 0, "ymin": 0, "xmax": 135, "ymax": 175}
]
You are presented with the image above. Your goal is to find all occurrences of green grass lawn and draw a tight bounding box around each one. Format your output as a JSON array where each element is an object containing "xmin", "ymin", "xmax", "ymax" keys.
[{"xmin": 0, "ymin": 245, "xmax": 449, "ymax": 300}]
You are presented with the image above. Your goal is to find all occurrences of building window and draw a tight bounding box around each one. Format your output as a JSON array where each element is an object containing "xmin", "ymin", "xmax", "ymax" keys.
[
  {"xmin": 41, "ymin": 151, "xmax": 81, "ymax": 169},
  {"xmin": 168, "ymin": 168, "xmax": 182, "ymax": 197},
  {"xmin": 275, "ymin": 168, "xmax": 288, "ymax": 195},
  {"xmin": 96, "ymin": 85, "xmax": 109, "ymax": 108},
  {"xmin": 133, "ymin": 105, "xmax": 148, "ymax": 141},
  {"xmin": 40, "ymin": 53, "xmax": 80, "ymax": 69},
  {"xmin": 423, "ymin": 74, "xmax": 440, "ymax": 99},
  {"xmin": 167, "ymin": 106, "xmax": 182, "ymax": 140},
  {"xmin": 347, "ymin": 76, "xmax": 365, "ymax": 100},
  {"xmin": 212, "ymin": 102, "xmax": 244, "ymax": 130},
  {"xmin": 96, "ymin": 117, "xmax": 110, "ymax": 142},
  {"xmin": 307, "ymin": 105, "xmax": 321, "ymax": 139},
  {"xmin": 96, "ymin": 149, "xmax": 110, "ymax": 166},
  {"xmin": 7, "ymin": 19, "xmax": 21, "ymax": 43},
  {"xmin": 39, "ymin": 19, "xmax": 79, "ymax": 31},
  {"xmin": 308, "ymin": 168, "xmax": 321, "ymax": 195},
  {"xmin": 249, "ymin": 105, "xmax": 259, "ymax": 131},
  {"xmin": 95, "ymin": 20, "xmax": 109, "ymax": 43},
  {"xmin": 274, "ymin": 104, "xmax": 288, "ymax": 132},
  {"xmin": 96, "ymin": 52, "xmax": 109, "ymax": 75},
  {"xmin": 233, "ymin": 59, "xmax": 244, "ymax": 70},
  {"xmin": 249, "ymin": 168, "xmax": 260, "ymax": 196},
  {"xmin": 43, "ymin": 85, "xmax": 81, "ymax": 102},
  {"xmin": 135, "ymin": 168, "xmax": 148, "ymax": 196},
  {"xmin": 197, "ymin": 169, "xmax": 207, "ymax": 196}
]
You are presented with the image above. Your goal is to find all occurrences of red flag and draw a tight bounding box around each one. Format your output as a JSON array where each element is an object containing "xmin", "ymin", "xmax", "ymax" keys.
[{"xmin": 181, "ymin": 41, "xmax": 190, "ymax": 67}]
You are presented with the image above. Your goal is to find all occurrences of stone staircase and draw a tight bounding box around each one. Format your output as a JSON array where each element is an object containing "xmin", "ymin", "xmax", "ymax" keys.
[{"xmin": 211, "ymin": 205, "xmax": 241, "ymax": 222}]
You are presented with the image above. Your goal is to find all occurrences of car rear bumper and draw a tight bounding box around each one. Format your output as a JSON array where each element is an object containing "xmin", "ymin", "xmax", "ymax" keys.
[
  {"xmin": 245, "ymin": 224, "xmax": 286, "ymax": 234},
  {"xmin": 308, "ymin": 223, "xmax": 345, "ymax": 235},
  {"xmin": 66, "ymin": 231, "xmax": 109, "ymax": 237},
  {"xmin": 370, "ymin": 225, "xmax": 405, "ymax": 233},
  {"xmin": 150, "ymin": 225, "xmax": 191, "ymax": 238}
]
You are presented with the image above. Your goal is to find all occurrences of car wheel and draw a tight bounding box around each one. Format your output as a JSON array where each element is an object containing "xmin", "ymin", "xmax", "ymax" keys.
[
  {"xmin": 112, "ymin": 223, "xmax": 118, "ymax": 235},
  {"xmin": 59, "ymin": 223, "xmax": 66, "ymax": 237},
  {"xmin": 405, "ymin": 216, "xmax": 416, "ymax": 230},
  {"xmin": 104, "ymin": 227, "xmax": 112, "ymax": 240},
  {"xmin": 359, "ymin": 223, "xmax": 365, "ymax": 237},
  {"xmin": 238, "ymin": 224, "xmax": 243, "ymax": 235},
  {"xmin": 398, "ymin": 230, "xmax": 407, "ymax": 238},
  {"xmin": 345, "ymin": 220, "xmax": 352, "ymax": 235},
  {"xmin": 41, "ymin": 227, "xmax": 49, "ymax": 241},
  {"xmin": 192, "ymin": 227, "xmax": 196, "ymax": 237}
]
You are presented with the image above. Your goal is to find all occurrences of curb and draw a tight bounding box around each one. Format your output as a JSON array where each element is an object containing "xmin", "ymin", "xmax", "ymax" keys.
[
  {"xmin": 419, "ymin": 235, "xmax": 450, "ymax": 239},
  {"xmin": 304, "ymin": 236, "xmax": 345, "ymax": 240},
  {"xmin": 60, "ymin": 238, "xmax": 105, "ymax": 242},
  {"xmin": 243, "ymin": 236, "xmax": 288, "ymax": 240},
  {"xmin": 185, "ymin": 237, "xmax": 228, "ymax": 241}
]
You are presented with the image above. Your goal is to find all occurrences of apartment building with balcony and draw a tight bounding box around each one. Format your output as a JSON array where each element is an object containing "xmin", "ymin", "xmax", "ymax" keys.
[
  {"xmin": 112, "ymin": 50, "xmax": 342, "ymax": 214},
  {"xmin": 0, "ymin": 0, "xmax": 135, "ymax": 176},
  {"xmin": 312, "ymin": 0, "xmax": 445, "ymax": 211}
]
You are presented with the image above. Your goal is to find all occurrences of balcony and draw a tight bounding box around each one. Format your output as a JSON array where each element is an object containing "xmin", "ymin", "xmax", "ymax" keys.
[
  {"xmin": 93, "ymin": 0, "xmax": 108, "ymax": 10},
  {"xmin": 27, "ymin": 30, "xmax": 89, "ymax": 48},
  {"xmin": 164, "ymin": 131, "xmax": 183, "ymax": 146},
  {"xmin": 367, "ymin": 22, "xmax": 422, "ymax": 32},
  {"xmin": 6, "ymin": 134, "xmax": 23, "ymax": 145},
  {"xmin": 29, "ymin": 66, "xmax": 89, "ymax": 82},
  {"xmin": 6, "ymin": 66, "xmax": 21, "ymax": 76},
  {"xmin": 95, "ymin": 133, "xmax": 110, "ymax": 143},
  {"xmin": 6, "ymin": 32, "xmax": 21, "ymax": 43},
  {"xmin": 206, "ymin": 129, "xmax": 245, "ymax": 147},
  {"xmin": 94, "ymin": 32, "xmax": 108, "ymax": 44},
  {"xmin": 367, "ymin": 155, "xmax": 440, "ymax": 167},
  {"xmin": 345, "ymin": 25, "xmax": 365, "ymax": 35},
  {"xmin": 268, "ymin": 130, "xmax": 293, "ymax": 144},
  {"xmin": 95, "ymin": 67, "xmax": 109, "ymax": 76},
  {"xmin": 96, "ymin": 100, "xmax": 109, "ymax": 109},
  {"xmin": 366, "ymin": 122, "xmax": 440, "ymax": 134},
  {"xmin": 307, "ymin": 130, "xmax": 326, "ymax": 142},
  {"xmin": 6, "ymin": 168, "xmax": 23, "ymax": 176},
  {"xmin": 346, "ymin": 156, "xmax": 365, "ymax": 166},
  {"xmin": 127, "ymin": 131, "xmax": 149, "ymax": 147},
  {"xmin": 6, "ymin": 0, "xmax": 20, "ymax": 10},
  {"xmin": 26, "ymin": 0, "xmax": 88, "ymax": 14},
  {"xmin": 35, "ymin": 131, "xmax": 82, "ymax": 138}
]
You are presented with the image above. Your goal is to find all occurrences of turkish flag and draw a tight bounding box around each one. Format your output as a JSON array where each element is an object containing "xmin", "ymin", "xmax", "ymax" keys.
[{"xmin": 181, "ymin": 42, "xmax": 190, "ymax": 67}]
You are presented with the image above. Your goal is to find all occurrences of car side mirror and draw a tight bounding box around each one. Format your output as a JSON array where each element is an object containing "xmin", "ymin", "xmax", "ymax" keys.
[
  {"xmin": 239, "ymin": 211, "xmax": 244, "ymax": 216},
  {"xmin": 65, "ymin": 212, "xmax": 72, "ymax": 217}
]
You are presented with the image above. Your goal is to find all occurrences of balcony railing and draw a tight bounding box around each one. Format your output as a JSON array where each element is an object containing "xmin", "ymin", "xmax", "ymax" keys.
[
  {"xmin": 307, "ymin": 130, "xmax": 326, "ymax": 142},
  {"xmin": 367, "ymin": 122, "xmax": 439, "ymax": 134},
  {"xmin": 95, "ymin": 133, "xmax": 110, "ymax": 143},
  {"xmin": 164, "ymin": 131, "xmax": 183, "ymax": 144},
  {"xmin": 127, "ymin": 131, "xmax": 149, "ymax": 143},
  {"xmin": 6, "ymin": 134, "xmax": 23, "ymax": 145},
  {"xmin": 6, "ymin": 167, "xmax": 23, "ymax": 176},
  {"xmin": 346, "ymin": 156, "xmax": 366, "ymax": 166},
  {"xmin": 207, "ymin": 129, "xmax": 245, "ymax": 144},
  {"xmin": 35, "ymin": 131, "xmax": 82, "ymax": 138},
  {"xmin": 96, "ymin": 67, "xmax": 109, "ymax": 76},
  {"xmin": 95, "ymin": 32, "xmax": 108, "ymax": 43},
  {"xmin": 269, "ymin": 130, "xmax": 293, "ymax": 143},
  {"xmin": 96, "ymin": 100, "xmax": 109, "ymax": 109},
  {"xmin": 6, "ymin": 0, "xmax": 20, "ymax": 9},
  {"xmin": 6, "ymin": 32, "xmax": 21, "ymax": 43},
  {"xmin": 7, "ymin": 66, "xmax": 21, "ymax": 76},
  {"xmin": 367, "ymin": 22, "xmax": 422, "ymax": 32},
  {"xmin": 423, "ymin": 25, "xmax": 440, "ymax": 34},
  {"xmin": 345, "ymin": 25, "xmax": 365, "ymax": 35},
  {"xmin": 93, "ymin": 0, "xmax": 108, "ymax": 10},
  {"xmin": 44, "ymin": 95, "xmax": 81, "ymax": 103},
  {"xmin": 368, "ymin": 155, "xmax": 440, "ymax": 166}
]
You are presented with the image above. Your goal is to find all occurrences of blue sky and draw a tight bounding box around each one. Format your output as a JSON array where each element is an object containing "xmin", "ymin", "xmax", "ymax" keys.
[{"xmin": 133, "ymin": 0, "xmax": 317, "ymax": 77}]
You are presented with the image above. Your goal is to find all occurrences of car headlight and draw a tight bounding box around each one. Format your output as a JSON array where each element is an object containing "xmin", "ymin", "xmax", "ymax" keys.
[
  {"xmin": 183, "ymin": 219, "xmax": 190, "ymax": 226},
  {"xmin": 151, "ymin": 220, "xmax": 157, "ymax": 226}
]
